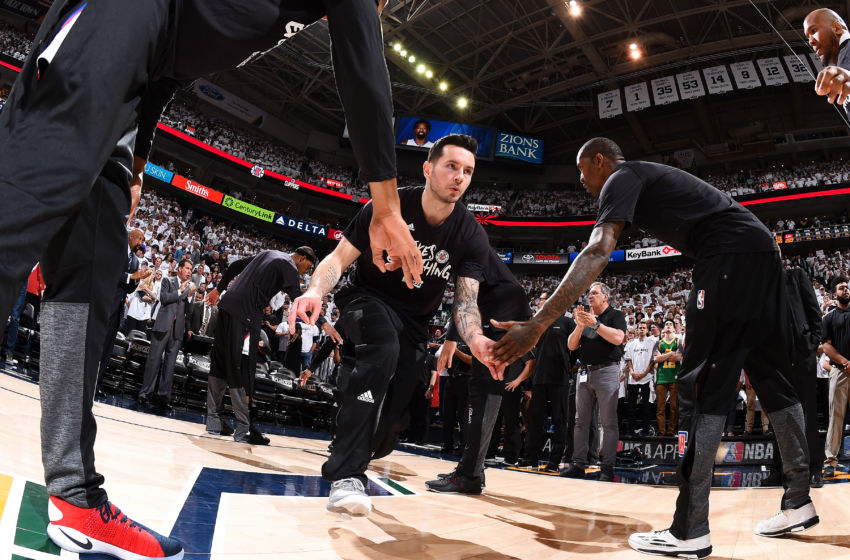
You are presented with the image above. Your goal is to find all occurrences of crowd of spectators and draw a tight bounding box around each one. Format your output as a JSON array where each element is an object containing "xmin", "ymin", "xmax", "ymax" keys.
[{"xmin": 0, "ymin": 20, "xmax": 30, "ymax": 61}]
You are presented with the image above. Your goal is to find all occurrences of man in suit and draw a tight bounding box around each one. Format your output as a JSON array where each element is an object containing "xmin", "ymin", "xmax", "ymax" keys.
[
  {"xmin": 139, "ymin": 257, "xmax": 195, "ymax": 409},
  {"xmin": 96, "ymin": 228, "xmax": 151, "ymax": 393},
  {"xmin": 186, "ymin": 288, "xmax": 218, "ymax": 339}
]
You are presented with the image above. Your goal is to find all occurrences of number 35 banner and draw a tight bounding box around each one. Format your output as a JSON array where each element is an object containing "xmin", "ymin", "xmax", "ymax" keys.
[
  {"xmin": 651, "ymin": 76, "xmax": 679, "ymax": 105},
  {"xmin": 675, "ymin": 71, "xmax": 706, "ymax": 100},
  {"xmin": 597, "ymin": 89, "xmax": 623, "ymax": 119}
]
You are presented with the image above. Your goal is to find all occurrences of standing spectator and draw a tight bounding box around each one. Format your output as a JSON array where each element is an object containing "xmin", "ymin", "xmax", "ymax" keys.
[
  {"xmin": 821, "ymin": 276, "xmax": 850, "ymax": 478},
  {"xmin": 139, "ymin": 258, "xmax": 195, "ymax": 410},
  {"xmin": 524, "ymin": 293, "xmax": 575, "ymax": 471},
  {"xmin": 561, "ymin": 282, "xmax": 626, "ymax": 481},
  {"xmin": 743, "ymin": 373, "xmax": 770, "ymax": 435},
  {"xmin": 624, "ymin": 320, "xmax": 656, "ymax": 436},
  {"xmin": 653, "ymin": 320, "xmax": 682, "ymax": 436},
  {"xmin": 300, "ymin": 319, "xmax": 320, "ymax": 371}
]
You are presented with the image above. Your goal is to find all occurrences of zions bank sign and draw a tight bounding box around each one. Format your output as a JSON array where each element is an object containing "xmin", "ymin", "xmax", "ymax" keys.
[{"xmin": 495, "ymin": 132, "xmax": 544, "ymax": 164}]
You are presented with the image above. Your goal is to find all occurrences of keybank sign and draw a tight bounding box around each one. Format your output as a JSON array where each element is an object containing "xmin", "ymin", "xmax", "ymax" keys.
[
  {"xmin": 495, "ymin": 132, "xmax": 544, "ymax": 164},
  {"xmin": 222, "ymin": 196, "xmax": 274, "ymax": 222}
]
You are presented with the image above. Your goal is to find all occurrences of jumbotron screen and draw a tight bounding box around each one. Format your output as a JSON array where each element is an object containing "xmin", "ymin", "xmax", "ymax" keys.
[{"xmin": 395, "ymin": 115, "xmax": 495, "ymax": 159}]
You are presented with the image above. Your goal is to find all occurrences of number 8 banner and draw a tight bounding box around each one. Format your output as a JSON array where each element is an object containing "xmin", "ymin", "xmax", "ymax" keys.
[{"xmin": 675, "ymin": 70, "xmax": 706, "ymax": 100}]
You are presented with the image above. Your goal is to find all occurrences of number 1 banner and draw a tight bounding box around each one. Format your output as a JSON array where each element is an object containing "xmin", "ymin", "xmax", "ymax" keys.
[
  {"xmin": 675, "ymin": 70, "xmax": 706, "ymax": 100},
  {"xmin": 651, "ymin": 76, "xmax": 679, "ymax": 105},
  {"xmin": 625, "ymin": 82, "xmax": 651, "ymax": 112},
  {"xmin": 729, "ymin": 61, "xmax": 761, "ymax": 89},
  {"xmin": 703, "ymin": 66, "xmax": 733, "ymax": 94},
  {"xmin": 597, "ymin": 89, "xmax": 623, "ymax": 119},
  {"xmin": 757, "ymin": 57, "xmax": 789, "ymax": 86}
]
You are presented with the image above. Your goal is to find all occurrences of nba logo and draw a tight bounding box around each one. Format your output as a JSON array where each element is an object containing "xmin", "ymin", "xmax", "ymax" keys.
[
  {"xmin": 677, "ymin": 431, "xmax": 688, "ymax": 456},
  {"xmin": 696, "ymin": 290, "xmax": 705, "ymax": 309}
]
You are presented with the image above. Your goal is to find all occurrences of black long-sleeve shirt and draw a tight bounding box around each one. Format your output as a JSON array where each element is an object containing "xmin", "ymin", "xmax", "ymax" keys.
[{"xmin": 135, "ymin": 0, "xmax": 396, "ymax": 185}]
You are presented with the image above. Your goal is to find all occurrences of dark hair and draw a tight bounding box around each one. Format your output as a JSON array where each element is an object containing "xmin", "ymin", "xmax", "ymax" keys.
[
  {"xmin": 427, "ymin": 134, "xmax": 478, "ymax": 163},
  {"xmin": 294, "ymin": 246, "xmax": 317, "ymax": 264},
  {"xmin": 578, "ymin": 137, "xmax": 625, "ymax": 162},
  {"xmin": 413, "ymin": 118, "xmax": 431, "ymax": 132},
  {"xmin": 179, "ymin": 257, "xmax": 193, "ymax": 270},
  {"xmin": 832, "ymin": 275, "xmax": 848, "ymax": 293}
]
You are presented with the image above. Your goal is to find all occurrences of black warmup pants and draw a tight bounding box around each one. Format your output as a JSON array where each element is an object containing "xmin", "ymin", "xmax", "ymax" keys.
[
  {"xmin": 671, "ymin": 252, "xmax": 810, "ymax": 539},
  {"xmin": 790, "ymin": 347, "xmax": 825, "ymax": 475},
  {"xmin": 321, "ymin": 297, "xmax": 425, "ymax": 485},
  {"xmin": 626, "ymin": 383, "xmax": 652, "ymax": 433},
  {"xmin": 96, "ymin": 291, "xmax": 126, "ymax": 392},
  {"xmin": 527, "ymin": 383, "xmax": 569, "ymax": 465},
  {"xmin": 0, "ymin": 0, "xmax": 174, "ymax": 508},
  {"xmin": 441, "ymin": 374, "xmax": 469, "ymax": 450}
]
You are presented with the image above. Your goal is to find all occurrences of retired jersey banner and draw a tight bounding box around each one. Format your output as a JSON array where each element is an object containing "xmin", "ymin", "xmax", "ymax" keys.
[
  {"xmin": 784, "ymin": 55, "xmax": 814, "ymax": 83},
  {"xmin": 625, "ymin": 83, "xmax": 651, "ymax": 112},
  {"xmin": 703, "ymin": 66, "xmax": 733, "ymax": 94},
  {"xmin": 651, "ymin": 76, "xmax": 679, "ymax": 105},
  {"xmin": 598, "ymin": 89, "xmax": 623, "ymax": 119},
  {"xmin": 676, "ymin": 71, "xmax": 705, "ymax": 100},
  {"xmin": 757, "ymin": 57, "xmax": 788, "ymax": 86},
  {"xmin": 729, "ymin": 61, "xmax": 761, "ymax": 89}
]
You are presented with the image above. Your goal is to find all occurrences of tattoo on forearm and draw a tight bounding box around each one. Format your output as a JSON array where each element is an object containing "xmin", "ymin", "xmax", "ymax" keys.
[
  {"xmin": 453, "ymin": 276, "xmax": 482, "ymax": 345},
  {"xmin": 317, "ymin": 263, "xmax": 340, "ymax": 295}
]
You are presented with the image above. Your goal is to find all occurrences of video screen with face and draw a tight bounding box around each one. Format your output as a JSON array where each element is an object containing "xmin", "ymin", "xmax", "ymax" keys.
[{"xmin": 395, "ymin": 115, "xmax": 495, "ymax": 159}]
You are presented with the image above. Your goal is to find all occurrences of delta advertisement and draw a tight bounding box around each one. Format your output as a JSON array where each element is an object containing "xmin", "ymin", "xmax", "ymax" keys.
[
  {"xmin": 273, "ymin": 214, "xmax": 328, "ymax": 237},
  {"xmin": 495, "ymin": 132, "xmax": 544, "ymax": 164},
  {"xmin": 222, "ymin": 196, "xmax": 274, "ymax": 222}
]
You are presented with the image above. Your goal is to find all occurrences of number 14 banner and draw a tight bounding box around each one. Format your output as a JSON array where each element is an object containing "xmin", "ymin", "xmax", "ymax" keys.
[{"xmin": 703, "ymin": 66, "xmax": 733, "ymax": 94}]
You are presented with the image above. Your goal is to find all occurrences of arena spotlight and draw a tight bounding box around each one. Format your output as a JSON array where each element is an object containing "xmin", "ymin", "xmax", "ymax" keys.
[
  {"xmin": 439, "ymin": 81, "xmax": 448, "ymax": 91},
  {"xmin": 630, "ymin": 49, "xmax": 641, "ymax": 60},
  {"xmin": 393, "ymin": 43, "xmax": 402, "ymax": 52},
  {"xmin": 568, "ymin": 0, "xmax": 581, "ymax": 16},
  {"xmin": 425, "ymin": 69, "xmax": 434, "ymax": 79},
  {"xmin": 408, "ymin": 55, "xmax": 416, "ymax": 63},
  {"xmin": 457, "ymin": 96, "xmax": 468, "ymax": 109},
  {"xmin": 416, "ymin": 64, "xmax": 426, "ymax": 74},
  {"xmin": 629, "ymin": 42, "xmax": 638, "ymax": 50},
  {"xmin": 400, "ymin": 49, "xmax": 407, "ymax": 57}
]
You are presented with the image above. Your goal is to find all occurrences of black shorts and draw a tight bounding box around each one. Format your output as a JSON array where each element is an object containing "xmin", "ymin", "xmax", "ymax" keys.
[{"xmin": 679, "ymin": 251, "xmax": 799, "ymax": 417}]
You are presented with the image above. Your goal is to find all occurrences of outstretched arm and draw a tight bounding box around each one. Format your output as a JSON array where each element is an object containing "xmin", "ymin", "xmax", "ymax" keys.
[
  {"xmin": 491, "ymin": 221, "xmax": 625, "ymax": 364},
  {"xmin": 453, "ymin": 276, "xmax": 504, "ymax": 379},
  {"xmin": 290, "ymin": 238, "xmax": 361, "ymax": 330}
]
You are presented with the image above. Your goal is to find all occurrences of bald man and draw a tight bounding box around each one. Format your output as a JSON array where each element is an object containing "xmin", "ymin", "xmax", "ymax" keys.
[
  {"xmin": 491, "ymin": 137, "xmax": 816, "ymax": 559},
  {"xmin": 804, "ymin": 8, "xmax": 850, "ymax": 110}
]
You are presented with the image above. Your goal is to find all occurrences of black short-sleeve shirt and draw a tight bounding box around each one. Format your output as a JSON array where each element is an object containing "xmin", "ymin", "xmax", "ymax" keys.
[
  {"xmin": 532, "ymin": 315, "xmax": 575, "ymax": 385},
  {"xmin": 576, "ymin": 305, "xmax": 627, "ymax": 365},
  {"xmin": 218, "ymin": 250, "xmax": 302, "ymax": 328},
  {"xmin": 595, "ymin": 162, "xmax": 777, "ymax": 259},
  {"xmin": 336, "ymin": 187, "xmax": 490, "ymax": 340},
  {"xmin": 822, "ymin": 306, "xmax": 850, "ymax": 358}
]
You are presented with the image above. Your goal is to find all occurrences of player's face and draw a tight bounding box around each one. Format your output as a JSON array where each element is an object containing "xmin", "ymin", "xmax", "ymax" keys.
[
  {"xmin": 805, "ymin": 14, "xmax": 841, "ymax": 65},
  {"xmin": 296, "ymin": 256, "xmax": 313, "ymax": 275},
  {"xmin": 424, "ymin": 145, "xmax": 475, "ymax": 203},
  {"xmin": 576, "ymin": 155, "xmax": 606, "ymax": 198}
]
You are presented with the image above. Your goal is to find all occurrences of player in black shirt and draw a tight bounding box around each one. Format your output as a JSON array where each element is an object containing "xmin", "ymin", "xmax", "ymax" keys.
[
  {"xmin": 425, "ymin": 247, "xmax": 533, "ymax": 494},
  {"xmin": 291, "ymin": 135, "xmax": 495, "ymax": 517},
  {"xmin": 492, "ymin": 137, "xmax": 816, "ymax": 559},
  {"xmin": 0, "ymin": 2, "xmax": 420, "ymax": 558},
  {"xmin": 203, "ymin": 248, "xmax": 339, "ymax": 444}
]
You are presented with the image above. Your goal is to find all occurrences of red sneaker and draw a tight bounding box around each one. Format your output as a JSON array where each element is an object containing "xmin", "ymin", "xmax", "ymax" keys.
[{"xmin": 47, "ymin": 496, "xmax": 184, "ymax": 559}]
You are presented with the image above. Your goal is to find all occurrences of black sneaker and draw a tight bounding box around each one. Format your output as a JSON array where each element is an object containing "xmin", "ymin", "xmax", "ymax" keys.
[
  {"xmin": 518, "ymin": 458, "xmax": 539, "ymax": 468},
  {"xmin": 539, "ymin": 463, "xmax": 560, "ymax": 473},
  {"xmin": 594, "ymin": 467, "xmax": 615, "ymax": 482},
  {"xmin": 824, "ymin": 465, "xmax": 836, "ymax": 478},
  {"xmin": 810, "ymin": 471, "xmax": 824, "ymax": 488},
  {"xmin": 426, "ymin": 473, "xmax": 482, "ymax": 494},
  {"xmin": 438, "ymin": 469, "xmax": 485, "ymax": 487},
  {"xmin": 235, "ymin": 430, "xmax": 270, "ymax": 445},
  {"xmin": 559, "ymin": 464, "xmax": 586, "ymax": 479},
  {"xmin": 207, "ymin": 423, "xmax": 235, "ymax": 437}
]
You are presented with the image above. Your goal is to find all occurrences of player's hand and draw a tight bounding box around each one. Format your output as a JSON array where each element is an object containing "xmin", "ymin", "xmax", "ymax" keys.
[
  {"xmin": 369, "ymin": 211, "xmax": 422, "ymax": 289},
  {"xmin": 436, "ymin": 340, "xmax": 457, "ymax": 372},
  {"xmin": 205, "ymin": 288, "xmax": 220, "ymax": 307},
  {"xmin": 129, "ymin": 268, "xmax": 152, "ymax": 281},
  {"xmin": 468, "ymin": 332, "xmax": 506, "ymax": 380},
  {"xmin": 290, "ymin": 290, "xmax": 322, "ymax": 331},
  {"xmin": 815, "ymin": 65, "xmax": 850, "ymax": 105},
  {"xmin": 505, "ymin": 378, "xmax": 522, "ymax": 392},
  {"xmin": 299, "ymin": 369, "xmax": 313, "ymax": 387},
  {"xmin": 321, "ymin": 321, "xmax": 344, "ymax": 344},
  {"xmin": 490, "ymin": 318, "xmax": 544, "ymax": 366}
]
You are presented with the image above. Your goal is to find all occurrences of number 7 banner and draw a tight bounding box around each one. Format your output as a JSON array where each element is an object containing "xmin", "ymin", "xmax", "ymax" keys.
[{"xmin": 597, "ymin": 89, "xmax": 623, "ymax": 119}]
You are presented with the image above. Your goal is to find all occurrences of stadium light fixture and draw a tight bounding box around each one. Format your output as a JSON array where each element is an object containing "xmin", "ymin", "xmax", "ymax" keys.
[
  {"xmin": 393, "ymin": 43, "xmax": 402, "ymax": 52},
  {"xmin": 416, "ymin": 64, "xmax": 426, "ymax": 74},
  {"xmin": 408, "ymin": 55, "xmax": 416, "ymax": 63},
  {"xmin": 439, "ymin": 81, "xmax": 448, "ymax": 91},
  {"xmin": 568, "ymin": 1, "xmax": 581, "ymax": 16},
  {"xmin": 457, "ymin": 97, "xmax": 468, "ymax": 109},
  {"xmin": 425, "ymin": 69, "xmax": 434, "ymax": 79}
]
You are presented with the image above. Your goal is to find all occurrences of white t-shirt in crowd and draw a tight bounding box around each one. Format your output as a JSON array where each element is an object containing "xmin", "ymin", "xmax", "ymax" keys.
[{"xmin": 625, "ymin": 335, "xmax": 656, "ymax": 385}]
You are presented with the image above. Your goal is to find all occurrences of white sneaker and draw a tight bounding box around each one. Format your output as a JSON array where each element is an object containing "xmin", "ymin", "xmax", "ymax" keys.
[
  {"xmin": 327, "ymin": 477, "xmax": 371, "ymax": 516},
  {"xmin": 754, "ymin": 502, "xmax": 819, "ymax": 537},
  {"xmin": 628, "ymin": 529, "xmax": 712, "ymax": 559}
]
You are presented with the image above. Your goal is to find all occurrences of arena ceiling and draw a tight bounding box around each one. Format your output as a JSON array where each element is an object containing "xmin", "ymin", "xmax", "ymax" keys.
[{"xmin": 209, "ymin": 0, "xmax": 848, "ymax": 161}]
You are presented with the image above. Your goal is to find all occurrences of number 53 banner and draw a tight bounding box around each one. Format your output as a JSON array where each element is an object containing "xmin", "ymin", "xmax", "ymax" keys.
[{"xmin": 675, "ymin": 71, "xmax": 706, "ymax": 100}]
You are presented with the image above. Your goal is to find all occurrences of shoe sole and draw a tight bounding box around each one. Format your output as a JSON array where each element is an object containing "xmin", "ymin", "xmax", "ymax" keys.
[
  {"xmin": 327, "ymin": 500, "xmax": 371, "ymax": 517},
  {"xmin": 631, "ymin": 545, "xmax": 712, "ymax": 559},
  {"xmin": 48, "ymin": 523, "xmax": 184, "ymax": 560},
  {"xmin": 425, "ymin": 487, "xmax": 482, "ymax": 495},
  {"xmin": 756, "ymin": 515, "xmax": 820, "ymax": 537}
]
